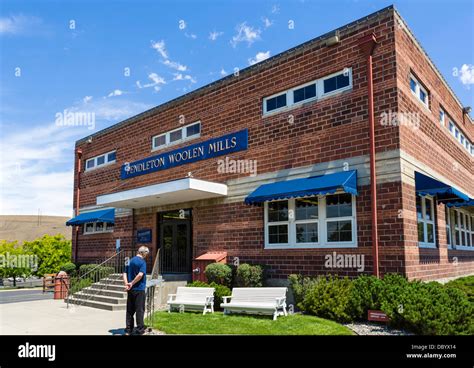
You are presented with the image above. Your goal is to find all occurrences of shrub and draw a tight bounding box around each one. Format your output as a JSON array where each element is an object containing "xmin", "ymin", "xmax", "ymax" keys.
[
  {"xmin": 234, "ymin": 263, "xmax": 264, "ymax": 287},
  {"xmin": 69, "ymin": 277, "xmax": 93, "ymax": 294},
  {"xmin": 444, "ymin": 275, "xmax": 474, "ymax": 304},
  {"xmin": 78, "ymin": 264, "xmax": 114, "ymax": 281},
  {"xmin": 204, "ymin": 263, "xmax": 232, "ymax": 287},
  {"xmin": 301, "ymin": 276, "xmax": 353, "ymax": 323},
  {"xmin": 288, "ymin": 274, "xmax": 320, "ymax": 310},
  {"xmin": 348, "ymin": 275, "xmax": 385, "ymax": 320},
  {"xmin": 60, "ymin": 262, "xmax": 76, "ymax": 275},
  {"xmin": 187, "ymin": 280, "xmax": 231, "ymax": 310}
]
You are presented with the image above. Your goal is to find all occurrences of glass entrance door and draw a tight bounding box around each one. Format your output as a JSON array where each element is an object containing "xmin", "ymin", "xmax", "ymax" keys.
[{"xmin": 159, "ymin": 210, "xmax": 192, "ymax": 274}]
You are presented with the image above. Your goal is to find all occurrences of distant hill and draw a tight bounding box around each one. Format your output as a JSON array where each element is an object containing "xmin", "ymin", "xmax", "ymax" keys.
[{"xmin": 0, "ymin": 215, "xmax": 71, "ymax": 243}]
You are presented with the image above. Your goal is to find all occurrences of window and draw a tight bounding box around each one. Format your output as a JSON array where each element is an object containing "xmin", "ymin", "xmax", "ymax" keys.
[
  {"xmin": 151, "ymin": 121, "xmax": 201, "ymax": 151},
  {"xmin": 153, "ymin": 134, "xmax": 166, "ymax": 149},
  {"xmin": 262, "ymin": 68, "xmax": 353, "ymax": 115},
  {"xmin": 446, "ymin": 207, "xmax": 452, "ymax": 247},
  {"xmin": 265, "ymin": 93, "xmax": 287, "ymax": 113},
  {"xmin": 186, "ymin": 122, "xmax": 201, "ymax": 138},
  {"xmin": 409, "ymin": 75, "xmax": 429, "ymax": 107},
  {"xmin": 264, "ymin": 194, "xmax": 357, "ymax": 248},
  {"xmin": 83, "ymin": 222, "xmax": 113, "ymax": 234},
  {"xmin": 446, "ymin": 118, "xmax": 473, "ymax": 156},
  {"xmin": 452, "ymin": 209, "xmax": 474, "ymax": 249},
  {"xmin": 323, "ymin": 72, "xmax": 350, "ymax": 95},
  {"xmin": 85, "ymin": 150, "xmax": 116, "ymax": 171},
  {"xmin": 439, "ymin": 109, "xmax": 445, "ymax": 126},
  {"xmin": 417, "ymin": 195, "xmax": 436, "ymax": 247},
  {"xmin": 293, "ymin": 83, "xmax": 316, "ymax": 104}
]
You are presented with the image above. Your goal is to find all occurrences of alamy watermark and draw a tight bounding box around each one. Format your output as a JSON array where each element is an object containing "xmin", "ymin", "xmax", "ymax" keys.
[
  {"xmin": 55, "ymin": 110, "xmax": 95, "ymax": 130},
  {"xmin": 217, "ymin": 157, "xmax": 257, "ymax": 177},
  {"xmin": 0, "ymin": 253, "xmax": 38, "ymax": 271},
  {"xmin": 380, "ymin": 110, "xmax": 420, "ymax": 130},
  {"xmin": 324, "ymin": 251, "xmax": 365, "ymax": 272}
]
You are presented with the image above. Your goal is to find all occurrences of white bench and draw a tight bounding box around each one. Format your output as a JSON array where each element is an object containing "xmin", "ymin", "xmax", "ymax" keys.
[
  {"xmin": 220, "ymin": 287, "xmax": 288, "ymax": 320},
  {"xmin": 167, "ymin": 287, "xmax": 215, "ymax": 315}
]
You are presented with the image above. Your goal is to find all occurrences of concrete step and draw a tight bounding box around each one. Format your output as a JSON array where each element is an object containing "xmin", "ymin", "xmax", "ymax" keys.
[
  {"xmin": 67, "ymin": 297, "xmax": 126, "ymax": 311},
  {"xmin": 90, "ymin": 283, "xmax": 125, "ymax": 292},
  {"xmin": 101, "ymin": 278, "xmax": 125, "ymax": 286},
  {"xmin": 72, "ymin": 291, "xmax": 126, "ymax": 305},
  {"xmin": 81, "ymin": 287, "xmax": 127, "ymax": 298}
]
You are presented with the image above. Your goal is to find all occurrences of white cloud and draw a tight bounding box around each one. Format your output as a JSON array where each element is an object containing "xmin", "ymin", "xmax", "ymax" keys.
[
  {"xmin": 150, "ymin": 40, "xmax": 168, "ymax": 59},
  {"xmin": 83, "ymin": 96, "xmax": 93, "ymax": 103},
  {"xmin": 231, "ymin": 22, "xmax": 261, "ymax": 47},
  {"xmin": 220, "ymin": 68, "xmax": 227, "ymax": 77},
  {"xmin": 458, "ymin": 64, "xmax": 474, "ymax": 86},
  {"xmin": 162, "ymin": 59, "xmax": 187, "ymax": 71},
  {"xmin": 173, "ymin": 73, "xmax": 196, "ymax": 83},
  {"xmin": 0, "ymin": 98, "xmax": 151, "ymax": 215},
  {"xmin": 107, "ymin": 89, "xmax": 124, "ymax": 97},
  {"xmin": 262, "ymin": 17, "xmax": 273, "ymax": 28},
  {"xmin": 136, "ymin": 73, "xmax": 166, "ymax": 89},
  {"xmin": 209, "ymin": 31, "xmax": 223, "ymax": 41},
  {"xmin": 248, "ymin": 51, "xmax": 271, "ymax": 65},
  {"xmin": 0, "ymin": 14, "xmax": 44, "ymax": 35}
]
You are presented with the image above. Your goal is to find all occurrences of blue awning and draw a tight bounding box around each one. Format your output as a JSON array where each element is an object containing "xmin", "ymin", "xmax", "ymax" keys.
[
  {"xmin": 415, "ymin": 172, "xmax": 470, "ymax": 202},
  {"xmin": 447, "ymin": 199, "xmax": 474, "ymax": 208},
  {"xmin": 66, "ymin": 209, "xmax": 115, "ymax": 226},
  {"xmin": 244, "ymin": 170, "xmax": 357, "ymax": 205}
]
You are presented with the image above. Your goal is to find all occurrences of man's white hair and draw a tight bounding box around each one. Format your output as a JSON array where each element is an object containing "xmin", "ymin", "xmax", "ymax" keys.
[{"xmin": 137, "ymin": 246, "xmax": 150, "ymax": 255}]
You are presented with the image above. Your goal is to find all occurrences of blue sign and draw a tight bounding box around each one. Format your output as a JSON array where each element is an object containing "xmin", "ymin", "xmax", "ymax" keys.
[
  {"xmin": 121, "ymin": 129, "xmax": 248, "ymax": 179},
  {"xmin": 137, "ymin": 229, "xmax": 152, "ymax": 243}
]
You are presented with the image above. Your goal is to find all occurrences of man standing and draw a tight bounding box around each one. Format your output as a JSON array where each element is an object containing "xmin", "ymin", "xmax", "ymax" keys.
[{"xmin": 123, "ymin": 246, "xmax": 149, "ymax": 335}]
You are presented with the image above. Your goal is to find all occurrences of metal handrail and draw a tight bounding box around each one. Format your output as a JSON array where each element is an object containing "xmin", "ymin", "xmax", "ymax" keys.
[{"xmin": 67, "ymin": 249, "xmax": 133, "ymax": 308}]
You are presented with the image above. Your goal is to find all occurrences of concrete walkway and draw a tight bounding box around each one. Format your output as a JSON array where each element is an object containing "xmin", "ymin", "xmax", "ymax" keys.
[{"xmin": 0, "ymin": 299, "xmax": 126, "ymax": 335}]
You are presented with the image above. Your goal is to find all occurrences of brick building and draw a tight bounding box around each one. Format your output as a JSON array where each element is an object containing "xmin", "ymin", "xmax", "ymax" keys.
[{"xmin": 67, "ymin": 5, "xmax": 474, "ymax": 282}]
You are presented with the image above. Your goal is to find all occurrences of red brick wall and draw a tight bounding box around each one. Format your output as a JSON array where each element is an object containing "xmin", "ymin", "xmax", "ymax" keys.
[{"xmin": 394, "ymin": 12, "xmax": 474, "ymax": 280}]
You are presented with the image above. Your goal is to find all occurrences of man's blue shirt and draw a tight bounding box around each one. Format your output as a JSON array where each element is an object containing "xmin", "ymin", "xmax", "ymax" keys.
[{"xmin": 125, "ymin": 256, "xmax": 146, "ymax": 291}]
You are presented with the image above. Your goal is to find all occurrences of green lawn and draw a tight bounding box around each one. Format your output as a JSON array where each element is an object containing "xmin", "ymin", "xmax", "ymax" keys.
[{"xmin": 148, "ymin": 311, "xmax": 354, "ymax": 335}]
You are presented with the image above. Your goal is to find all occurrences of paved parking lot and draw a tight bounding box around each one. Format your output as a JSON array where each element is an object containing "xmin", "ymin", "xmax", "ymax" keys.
[{"xmin": 0, "ymin": 298, "xmax": 126, "ymax": 335}]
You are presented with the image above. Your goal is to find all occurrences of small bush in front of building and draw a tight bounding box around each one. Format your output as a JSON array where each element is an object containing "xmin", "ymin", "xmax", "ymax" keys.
[
  {"xmin": 187, "ymin": 280, "xmax": 231, "ymax": 310},
  {"xmin": 288, "ymin": 274, "xmax": 320, "ymax": 310},
  {"xmin": 444, "ymin": 275, "xmax": 474, "ymax": 304},
  {"xmin": 348, "ymin": 275, "xmax": 385, "ymax": 320},
  {"xmin": 69, "ymin": 277, "xmax": 93, "ymax": 294},
  {"xmin": 204, "ymin": 263, "xmax": 232, "ymax": 287},
  {"xmin": 78, "ymin": 264, "xmax": 114, "ymax": 281},
  {"xmin": 60, "ymin": 262, "xmax": 76, "ymax": 275},
  {"xmin": 234, "ymin": 263, "xmax": 264, "ymax": 287},
  {"xmin": 301, "ymin": 275, "xmax": 354, "ymax": 323}
]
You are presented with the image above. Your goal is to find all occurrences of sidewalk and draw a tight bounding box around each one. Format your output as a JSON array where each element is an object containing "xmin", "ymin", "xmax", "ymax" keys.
[{"xmin": 0, "ymin": 299, "xmax": 125, "ymax": 335}]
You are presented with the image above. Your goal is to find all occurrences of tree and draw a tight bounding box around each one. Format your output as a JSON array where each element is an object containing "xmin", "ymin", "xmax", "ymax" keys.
[
  {"xmin": 0, "ymin": 241, "xmax": 33, "ymax": 286},
  {"xmin": 23, "ymin": 234, "xmax": 72, "ymax": 276}
]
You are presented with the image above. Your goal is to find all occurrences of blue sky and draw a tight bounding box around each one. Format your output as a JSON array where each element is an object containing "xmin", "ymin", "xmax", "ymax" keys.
[{"xmin": 0, "ymin": 0, "xmax": 473, "ymax": 216}]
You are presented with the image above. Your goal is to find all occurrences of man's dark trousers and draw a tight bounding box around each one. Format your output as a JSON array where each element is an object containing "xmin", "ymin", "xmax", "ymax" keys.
[{"xmin": 126, "ymin": 290, "xmax": 146, "ymax": 333}]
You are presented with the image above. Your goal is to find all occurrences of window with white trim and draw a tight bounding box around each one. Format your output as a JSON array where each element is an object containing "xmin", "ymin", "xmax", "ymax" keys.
[
  {"xmin": 152, "ymin": 121, "xmax": 201, "ymax": 150},
  {"xmin": 262, "ymin": 68, "xmax": 353, "ymax": 115},
  {"xmin": 409, "ymin": 74, "xmax": 429, "ymax": 108},
  {"xmin": 446, "ymin": 117, "xmax": 473, "ymax": 156},
  {"xmin": 445, "ymin": 207, "xmax": 452, "ymax": 247},
  {"xmin": 453, "ymin": 209, "xmax": 474, "ymax": 249},
  {"xmin": 439, "ymin": 109, "xmax": 445, "ymax": 126},
  {"xmin": 85, "ymin": 150, "xmax": 116, "ymax": 171},
  {"xmin": 416, "ymin": 195, "xmax": 436, "ymax": 247},
  {"xmin": 264, "ymin": 193, "xmax": 357, "ymax": 248},
  {"xmin": 83, "ymin": 222, "xmax": 114, "ymax": 234}
]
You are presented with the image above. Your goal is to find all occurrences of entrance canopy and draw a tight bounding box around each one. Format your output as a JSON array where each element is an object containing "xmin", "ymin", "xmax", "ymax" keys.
[
  {"xmin": 66, "ymin": 208, "xmax": 115, "ymax": 226},
  {"xmin": 96, "ymin": 178, "xmax": 227, "ymax": 209},
  {"xmin": 415, "ymin": 172, "xmax": 470, "ymax": 202},
  {"xmin": 244, "ymin": 170, "xmax": 357, "ymax": 205}
]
